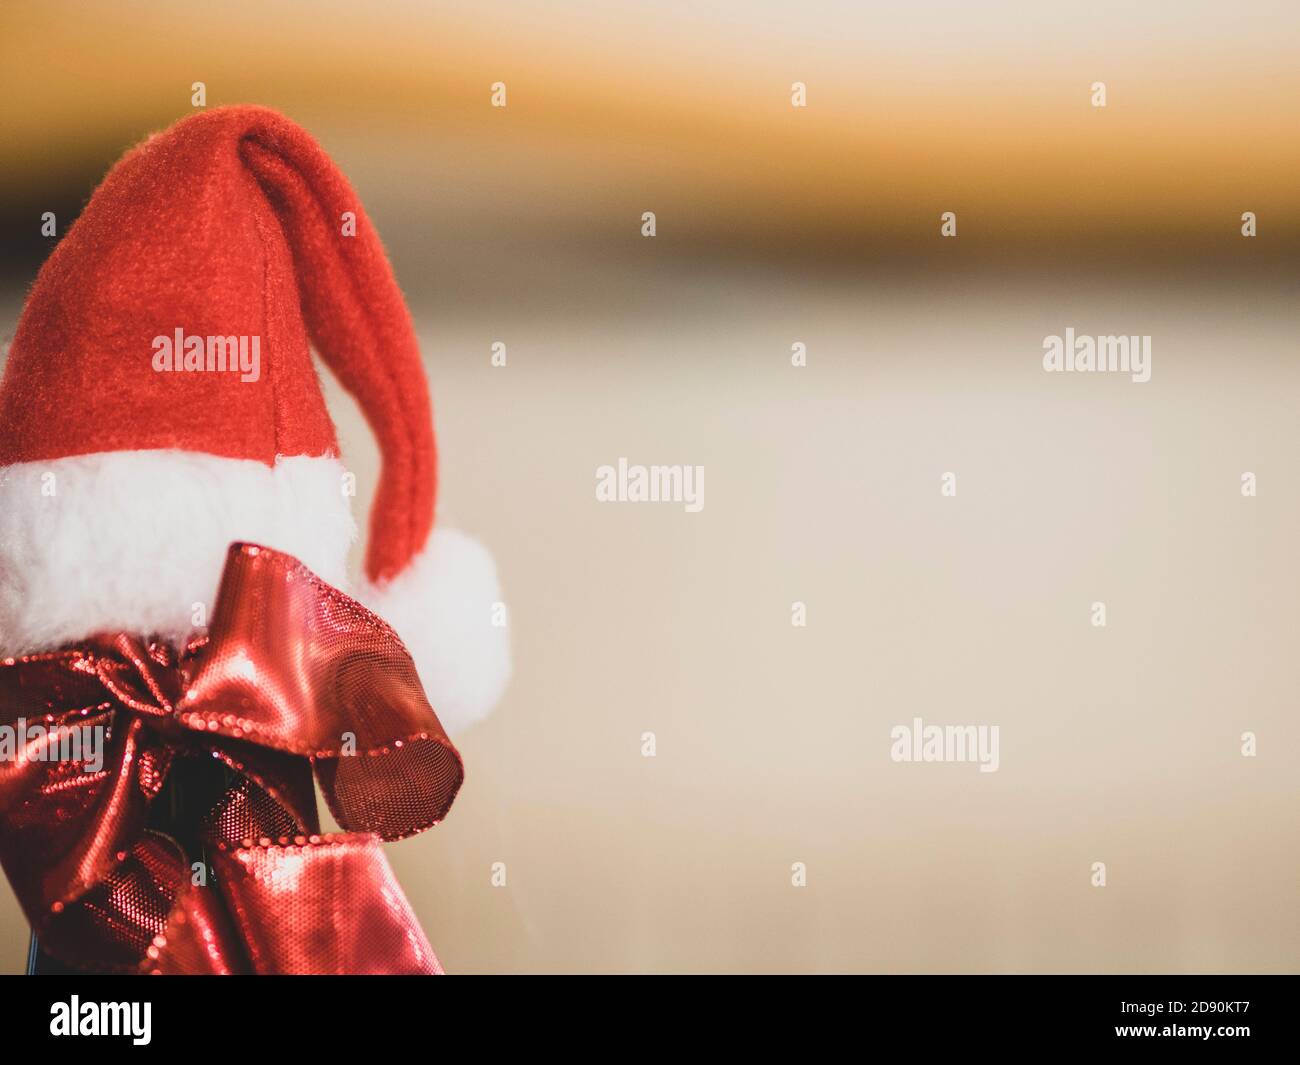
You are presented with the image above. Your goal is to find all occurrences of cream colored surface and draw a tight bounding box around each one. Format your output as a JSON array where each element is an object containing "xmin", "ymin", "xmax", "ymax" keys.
[{"xmin": 354, "ymin": 275, "xmax": 1298, "ymax": 973}]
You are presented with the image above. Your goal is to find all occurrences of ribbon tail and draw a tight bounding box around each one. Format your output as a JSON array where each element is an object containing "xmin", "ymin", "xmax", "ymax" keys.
[
  {"xmin": 143, "ymin": 876, "xmax": 247, "ymax": 975},
  {"xmin": 212, "ymin": 835, "xmax": 442, "ymax": 974}
]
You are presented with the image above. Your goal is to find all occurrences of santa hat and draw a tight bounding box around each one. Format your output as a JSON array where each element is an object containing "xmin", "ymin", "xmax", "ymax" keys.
[{"xmin": 0, "ymin": 105, "xmax": 509, "ymax": 735}]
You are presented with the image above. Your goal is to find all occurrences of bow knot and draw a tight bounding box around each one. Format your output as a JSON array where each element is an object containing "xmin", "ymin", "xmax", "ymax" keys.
[{"xmin": 0, "ymin": 543, "xmax": 461, "ymax": 974}]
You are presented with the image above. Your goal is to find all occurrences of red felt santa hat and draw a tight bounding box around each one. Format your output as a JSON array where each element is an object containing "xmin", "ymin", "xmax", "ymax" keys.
[{"xmin": 0, "ymin": 105, "xmax": 509, "ymax": 734}]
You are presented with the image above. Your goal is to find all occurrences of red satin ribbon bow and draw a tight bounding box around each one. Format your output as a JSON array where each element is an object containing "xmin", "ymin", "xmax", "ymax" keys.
[{"xmin": 0, "ymin": 543, "xmax": 463, "ymax": 974}]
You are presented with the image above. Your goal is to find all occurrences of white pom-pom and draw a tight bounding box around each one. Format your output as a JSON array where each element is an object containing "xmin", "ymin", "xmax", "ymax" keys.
[{"xmin": 360, "ymin": 528, "xmax": 511, "ymax": 737}]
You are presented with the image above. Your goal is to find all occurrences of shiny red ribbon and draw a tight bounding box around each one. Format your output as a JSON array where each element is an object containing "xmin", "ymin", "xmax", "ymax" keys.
[{"xmin": 0, "ymin": 543, "xmax": 463, "ymax": 974}]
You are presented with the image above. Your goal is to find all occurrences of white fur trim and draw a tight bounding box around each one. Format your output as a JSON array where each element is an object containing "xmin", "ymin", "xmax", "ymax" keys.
[
  {"xmin": 0, "ymin": 450, "xmax": 355, "ymax": 658},
  {"xmin": 360, "ymin": 529, "xmax": 511, "ymax": 737}
]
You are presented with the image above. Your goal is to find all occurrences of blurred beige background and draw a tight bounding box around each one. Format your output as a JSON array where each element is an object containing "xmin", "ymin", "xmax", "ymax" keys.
[{"xmin": 1, "ymin": 1, "xmax": 1297, "ymax": 972}]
